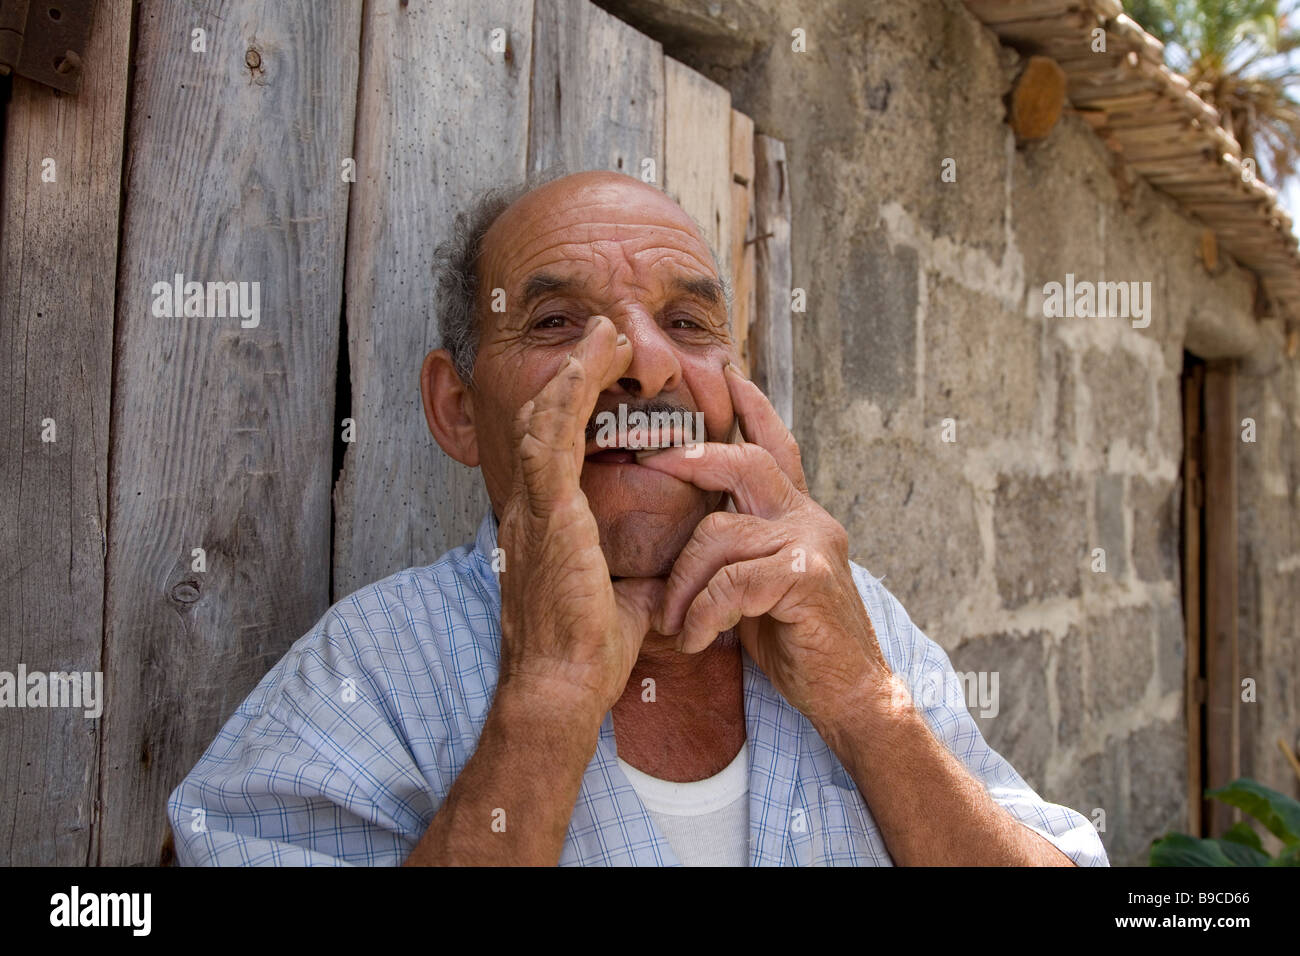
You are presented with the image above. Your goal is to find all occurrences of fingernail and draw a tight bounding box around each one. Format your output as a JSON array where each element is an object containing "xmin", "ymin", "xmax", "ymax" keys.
[
  {"xmin": 585, "ymin": 315, "xmax": 604, "ymax": 335},
  {"xmin": 725, "ymin": 361, "xmax": 745, "ymax": 378},
  {"xmin": 616, "ymin": 333, "xmax": 629, "ymax": 347}
]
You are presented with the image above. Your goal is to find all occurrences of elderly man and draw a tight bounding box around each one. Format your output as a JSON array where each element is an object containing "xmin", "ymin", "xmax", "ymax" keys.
[{"xmin": 168, "ymin": 170, "xmax": 1107, "ymax": 867}]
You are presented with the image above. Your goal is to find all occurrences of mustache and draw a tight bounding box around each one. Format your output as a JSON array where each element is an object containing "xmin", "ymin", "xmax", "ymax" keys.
[{"xmin": 584, "ymin": 400, "xmax": 697, "ymax": 442}]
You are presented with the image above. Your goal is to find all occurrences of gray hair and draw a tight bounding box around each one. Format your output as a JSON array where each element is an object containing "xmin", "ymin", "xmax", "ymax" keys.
[{"xmin": 433, "ymin": 168, "xmax": 732, "ymax": 387}]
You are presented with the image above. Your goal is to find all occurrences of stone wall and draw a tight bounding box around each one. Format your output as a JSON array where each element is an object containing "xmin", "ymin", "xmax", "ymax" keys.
[{"xmin": 599, "ymin": 0, "xmax": 1300, "ymax": 865}]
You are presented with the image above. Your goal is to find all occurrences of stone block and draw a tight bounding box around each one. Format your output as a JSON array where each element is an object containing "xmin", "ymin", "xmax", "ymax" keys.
[
  {"xmin": 1082, "ymin": 347, "xmax": 1152, "ymax": 455},
  {"xmin": 1131, "ymin": 475, "xmax": 1178, "ymax": 583},
  {"xmin": 1085, "ymin": 606, "xmax": 1155, "ymax": 720},
  {"xmin": 1092, "ymin": 473, "xmax": 1127, "ymax": 580},
  {"xmin": 1155, "ymin": 597, "xmax": 1185, "ymax": 699},
  {"xmin": 1124, "ymin": 720, "xmax": 1190, "ymax": 864},
  {"xmin": 924, "ymin": 276, "xmax": 1039, "ymax": 445},
  {"xmin": 1052, "ymin": 630, "xmax": 1085, "ymax": 749},
  {"xmin": 949, "ymin": 630, "xmax": 1050, "ymax": 789},
  {"xmin": 840, "ymin": 231, "xmax": 917, "ymax": 419},
  {"xmin": 993, "ymin": 473, "xmax": 1087, "ymax": 608},
  {"xmin": 836, "ymin": 440, "xmax": 981, "ymax": 636}
]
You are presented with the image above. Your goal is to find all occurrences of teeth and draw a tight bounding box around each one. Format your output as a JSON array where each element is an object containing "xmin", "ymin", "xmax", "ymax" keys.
[
  {"xmin": 635, "ymin": 448, "xmax": 668, "ymax": 463},
  {"xmin": 597, "ymin": 430, "xmax": 688, "ymax": 453},
  {"xmin": 629, "ymin": 430, "xmax": 686, "ymax": 451}
]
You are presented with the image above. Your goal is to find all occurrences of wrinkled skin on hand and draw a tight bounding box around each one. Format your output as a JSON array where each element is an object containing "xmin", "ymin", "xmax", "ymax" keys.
[
  {"xmin": 640, "ymin": 363, "xmax": 893, "ymax": 731},
  {"xmin": 496, "ymin": 315, "xmax": 667, "ymax": 715}
]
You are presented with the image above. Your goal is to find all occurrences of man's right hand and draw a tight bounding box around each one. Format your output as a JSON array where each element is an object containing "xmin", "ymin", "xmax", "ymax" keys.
[
  {"xmin": 405, "ymin": 315, "xmax": 664, "ymax": 865},
  {"xmin": 495, "ymin": 314, "xmax": 665, "ymax": 722}
]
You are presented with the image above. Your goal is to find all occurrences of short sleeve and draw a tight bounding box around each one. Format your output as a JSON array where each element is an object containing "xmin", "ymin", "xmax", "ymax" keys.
[
  {"xmin": 850, "ymin": 563, "xmax": 1109, "ymax": 867},
  {"xmin": 167, "ymin": 609, "xmax": 439, "ymax": 866}
]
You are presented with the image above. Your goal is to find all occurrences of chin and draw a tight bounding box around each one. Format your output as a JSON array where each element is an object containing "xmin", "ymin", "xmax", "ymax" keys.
[{"xmin": 589, "ymin": 496, "xmax": 719, "ymax": 578}]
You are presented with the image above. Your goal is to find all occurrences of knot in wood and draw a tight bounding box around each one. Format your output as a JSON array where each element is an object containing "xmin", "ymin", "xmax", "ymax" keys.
[{"xmin": 169, "ymin": 580, "xmax": 201, "ymax": 605}]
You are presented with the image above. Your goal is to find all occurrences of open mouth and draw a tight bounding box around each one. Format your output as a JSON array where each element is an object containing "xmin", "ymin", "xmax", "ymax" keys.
[
  {"xmin": 583, "ymin": 425, "xmax": 690, "ymax": 465},
  {"xmin": 585, "ymin": 448, "xmax": 639, "ymax": 464}
]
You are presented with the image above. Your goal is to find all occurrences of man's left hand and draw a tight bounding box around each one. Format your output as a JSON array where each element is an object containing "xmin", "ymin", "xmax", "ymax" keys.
[{"xmin": 639, "ymin": 362, "xmax": 894, "ymax": 735}]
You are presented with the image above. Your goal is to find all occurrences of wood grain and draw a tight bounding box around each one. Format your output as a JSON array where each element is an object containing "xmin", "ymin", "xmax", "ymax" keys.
[
  {"xmin": 332, "ymin": 0, "xmax": 532, "ymax": 600},
  {"xmin": 729, "ymin": 110, "xmax": 755, "ymax": 373},
  {"xmin": 99, "ymin": 0, "xmax": 360, "ymax": 864},
  {"xmin": 529, "ymin": 0, "xmax": 663, "ymax": 177},
  {"xmin": 0, "ymin": 0, "xmax": 132, "ymax": 866},
  {"xmin": 664, "ymin": 57, "xmax": 731, "ymax": 280}
]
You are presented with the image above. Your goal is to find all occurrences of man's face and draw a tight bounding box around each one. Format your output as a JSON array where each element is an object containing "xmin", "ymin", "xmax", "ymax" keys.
[{"xmin": 470, "ymin": 171, "xmax": 738, "ymax": 577}]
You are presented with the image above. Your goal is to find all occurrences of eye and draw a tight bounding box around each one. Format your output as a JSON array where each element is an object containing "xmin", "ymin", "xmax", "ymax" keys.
[
  {"xmin": 669, "ymin": 314, "xmax": 705, "ymax": 330},
  {"xmin": 533, "ymin": 314, "xmax": 570, "ymax": 330}
]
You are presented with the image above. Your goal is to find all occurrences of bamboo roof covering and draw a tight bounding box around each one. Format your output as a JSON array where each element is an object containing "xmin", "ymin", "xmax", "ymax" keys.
[{"xmin": 965, "ymin": 0, "xmax": 1300, "ymax": 323}]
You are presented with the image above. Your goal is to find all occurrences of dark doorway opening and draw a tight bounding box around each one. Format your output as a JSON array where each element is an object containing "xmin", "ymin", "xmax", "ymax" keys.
[{"xmin": 1181, "ymin": 352, "xmax": 1240, "ymax": 837}]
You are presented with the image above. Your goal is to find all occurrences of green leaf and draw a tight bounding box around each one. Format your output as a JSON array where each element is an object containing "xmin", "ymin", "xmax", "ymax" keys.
[
  {"xmin": 1220, "ymin": 820, "xmax": 1264, "ymax": 851},
  {"xmin": 1150, "ymin": 832, "xmax": 1240, "ymax": 866},
  {"xmin": 1206, "ymin": 778, "xmax": 1300, "ymax": 845},
  {"xmin": 1211, "ymin": 836, "xmax": 1271, "ymax": 865}
]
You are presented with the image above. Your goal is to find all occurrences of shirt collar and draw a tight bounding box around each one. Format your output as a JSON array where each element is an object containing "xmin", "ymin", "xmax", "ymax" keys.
[{"xmin": 469, "ymin": 510, "xmax": 502, "ymax": 608}]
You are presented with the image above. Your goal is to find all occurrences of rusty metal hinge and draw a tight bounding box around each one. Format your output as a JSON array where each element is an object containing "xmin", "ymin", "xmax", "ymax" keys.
[{"xmin": 0, "ymin": 0, "xmax": 94, "ymax": 94}]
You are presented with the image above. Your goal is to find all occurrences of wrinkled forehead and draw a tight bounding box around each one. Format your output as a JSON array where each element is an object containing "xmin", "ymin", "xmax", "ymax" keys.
[{"xmin": 481, "ymin": 176, "xmax": 721, "ymax": 291}]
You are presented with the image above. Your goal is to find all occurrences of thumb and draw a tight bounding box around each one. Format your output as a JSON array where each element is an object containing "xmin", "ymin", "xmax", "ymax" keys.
[{"xmin": 612, "ymin": 577, "xmax": 668, "ymax": 645}]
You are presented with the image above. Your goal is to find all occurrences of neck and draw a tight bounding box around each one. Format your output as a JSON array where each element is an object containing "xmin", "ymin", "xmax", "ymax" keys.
[{"xmin": 612, "ymin": 632, "xmax": 746, "ymax": 780}]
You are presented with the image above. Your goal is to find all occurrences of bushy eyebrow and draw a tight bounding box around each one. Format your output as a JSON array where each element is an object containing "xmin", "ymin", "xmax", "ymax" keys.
[
  {"xmin": 672, "ymin": 275, "xmax": 724, "ymax": 308},
  {"xmin": 519, "ymin": 272, "xmax": 578, "ymax": 309},
  {"xmin": 516, "ymin": 271, "xmax": 724, "ymax": 311}
]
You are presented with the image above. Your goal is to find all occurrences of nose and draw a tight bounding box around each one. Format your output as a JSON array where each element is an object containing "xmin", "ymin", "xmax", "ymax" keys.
[{"xmin": 608, "ymin": 313, "xmax": 682, "ymax": 399}]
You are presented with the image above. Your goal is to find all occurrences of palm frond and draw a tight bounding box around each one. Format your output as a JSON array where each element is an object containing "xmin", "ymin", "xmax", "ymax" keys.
[{"xmin": 1124, "ymin": 0, "xmax": 1300, "ymax": 188}]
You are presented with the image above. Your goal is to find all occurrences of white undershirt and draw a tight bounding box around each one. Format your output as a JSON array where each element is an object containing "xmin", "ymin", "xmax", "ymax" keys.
[{"xmin": 616, "ymin": 742, "xmax": 750, "ymax": 866}]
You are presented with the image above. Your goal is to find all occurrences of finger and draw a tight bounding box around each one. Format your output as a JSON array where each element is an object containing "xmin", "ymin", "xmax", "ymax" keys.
[
  {"xmin": 655, "ymin": 511, "xmax": 787, "ymax": 637},
  {"xmin": 636, "ymin": 440, "xmax": 803, "ymax": 519},
  {"xmin": 613, "ymin": 576, "xmax": 668, "ymax": 653},
  {"xmin": 517, "ymin": 316, "xmax": 632, "ymax": 500},
  {"xmin": 613, "ymin": 576, "xmax": 666, "ymax": 704},
  {"xmin": 677, "ymin": 552, "xmax": 797, "ymax": 654},
  {"xmin": 725, "ymin": 363, "xmax": 808, "ymax": 495}
]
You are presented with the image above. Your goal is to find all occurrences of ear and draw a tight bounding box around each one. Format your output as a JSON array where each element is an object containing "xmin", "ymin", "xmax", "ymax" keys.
[{"xmin": 421, "ymin": 348, "xmax": 479, "ymax": 467}]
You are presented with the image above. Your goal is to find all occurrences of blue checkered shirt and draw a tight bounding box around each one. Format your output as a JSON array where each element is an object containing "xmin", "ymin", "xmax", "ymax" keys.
[{"xmin": 168, "ymin": 512, "xmax": 1109, "ymax": 866}]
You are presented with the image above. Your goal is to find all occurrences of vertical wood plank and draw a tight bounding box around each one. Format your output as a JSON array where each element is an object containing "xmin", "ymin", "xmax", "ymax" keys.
[
  {"xmin": 729, "ymin": 110, "xmax": 755, "ymax": 373},
  {"xmin": 100, "ymin": 0, "xmax": 361, "ymax": 864},
  {"xmin": 751, "ymin": 135, "xmax": 794, "ymax": 428},
  {"xmin": 0, "ymin": 0, "xmax": 133, "ymax": 866},
  {"xmin": 1182, "ymin": 361, "xmax": 1204, "ymax": 836},
  {"xmin": 663, "ymin": 57, "xmax": 731, "ymax": 280},
  {"xmin": 1203, "ymin": 361, "xmax": 1239, "ymax": 837},
  {"xmin": 528, "ymin": 0, "xmax": 663, "ymax": 177},
  {"xmin": 332, "ymin": 0, "xmax": 532, "ymax": 601}
]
